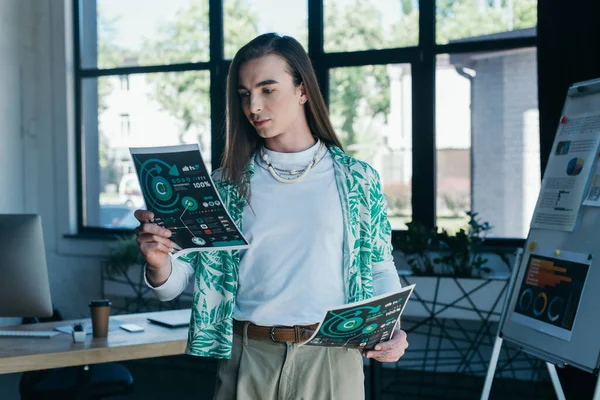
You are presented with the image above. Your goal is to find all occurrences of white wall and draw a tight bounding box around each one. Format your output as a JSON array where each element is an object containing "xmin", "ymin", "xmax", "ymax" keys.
[
  {"xmin": 0, "ymin": 2, "xmax": 37, "ymax": 397},
  {"xmin": 0, "ymin": 0, "xmax": 25, "ymax": 212},
  {"xmin": 1, "ymin": 0, "xmax": 112, "ymax": 322},
  {"xmin": 1, "ymin": 2, "xmax": 110, "ymax": 395}
]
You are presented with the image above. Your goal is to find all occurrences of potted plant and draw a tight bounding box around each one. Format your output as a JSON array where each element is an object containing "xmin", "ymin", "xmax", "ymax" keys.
[
  {"xmin": 397, "ymin": 211, "xmax": 513, "ymax": 320},
  {"xmin": 102, "ymin": 234, "xmax": 148, "ymax": 313},
  {"xmin": 102, "ymin": 234, "xmax": 193, "ymax": 313},
  {"xmin": 396, "ymin": 211, "xmax": 516, "ymax": 377},
  {"xmin": 397, "ymin": 211, "xmax": 502, "ymax": 278},
  {"xmin": 105, "ymin": 234, "xmax": 146, "ymax": 279},
  {"xmin": 396, "ymin": 220, "xmax": 438, "ymax": 276},
  {"xmin": 434, "ymin": 211, "xmax": 493, "ymax": 278},
  {"xmin": 72, "ymin": 322, "xmax": 86, "ymax": 343}
]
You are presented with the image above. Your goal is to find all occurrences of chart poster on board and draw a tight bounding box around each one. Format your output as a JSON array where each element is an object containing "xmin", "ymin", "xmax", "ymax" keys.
[
  {"xmin": 511, "ymin": 248, "xmax": 591, "ymax": 341},
  {"xmin": 530, "ymin": 112, "xmax": 600, "ymax": 231}
]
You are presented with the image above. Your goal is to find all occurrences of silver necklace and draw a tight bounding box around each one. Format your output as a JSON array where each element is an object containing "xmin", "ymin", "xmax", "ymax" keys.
[
  {"xmin": 259, "ymin": 140, "xmax": 324, "ymax": 184},
  {"xmin": 255, "ymin": 154, "xmax": 323, "ymax": 176}
]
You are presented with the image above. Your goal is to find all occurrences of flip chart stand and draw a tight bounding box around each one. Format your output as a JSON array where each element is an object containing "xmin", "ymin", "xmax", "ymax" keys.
[
  {"xmin": 480, "ymin": 249, "xmax": 600, "ymax": 399},
  {"xmin": 481, "ymin": 334, "xmax": 567, "ymax": 400}
]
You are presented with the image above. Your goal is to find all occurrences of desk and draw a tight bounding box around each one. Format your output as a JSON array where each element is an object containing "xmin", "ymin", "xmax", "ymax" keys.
[{"xmin": 0, "ymin": 311, "xmax": 188, "ymax": 375}]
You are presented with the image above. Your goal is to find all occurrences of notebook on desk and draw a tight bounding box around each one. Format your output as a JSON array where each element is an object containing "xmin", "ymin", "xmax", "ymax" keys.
[{"xmin": 147, "ymin": 309, "xmax": 191, "ymax": 328}]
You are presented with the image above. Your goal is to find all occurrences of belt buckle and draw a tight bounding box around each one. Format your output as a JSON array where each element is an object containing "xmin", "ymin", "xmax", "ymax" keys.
[{"xmin": 270, "ymin": 327, "xmax": 278, "ymax": 342}]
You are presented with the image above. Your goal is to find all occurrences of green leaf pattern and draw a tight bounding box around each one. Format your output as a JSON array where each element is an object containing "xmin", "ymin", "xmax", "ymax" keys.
[{"xmin": 181, "ymin": 145, "xmax": 392, "ymax": 359}]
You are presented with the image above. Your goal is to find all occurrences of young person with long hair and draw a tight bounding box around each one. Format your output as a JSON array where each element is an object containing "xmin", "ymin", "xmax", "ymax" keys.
[{"xmin": 133, "ymin": 33, "xmax": 408, "ymax": 399}]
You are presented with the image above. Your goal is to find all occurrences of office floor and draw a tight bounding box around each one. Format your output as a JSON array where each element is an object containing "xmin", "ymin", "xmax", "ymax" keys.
[{"xmin": 111, "ymin": 355, "xmax": 557, "ymax": 400}]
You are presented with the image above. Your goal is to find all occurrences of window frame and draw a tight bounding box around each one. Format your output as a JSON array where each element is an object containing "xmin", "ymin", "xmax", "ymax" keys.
[{"xmin": 73, "ymin": 0, "xmax": 538, "ymax": 247}]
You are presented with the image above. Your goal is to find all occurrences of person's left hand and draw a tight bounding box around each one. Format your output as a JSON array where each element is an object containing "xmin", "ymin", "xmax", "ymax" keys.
[{"xmin": 364, "ymin": 329, "xmax": 408, "ymax": 362}]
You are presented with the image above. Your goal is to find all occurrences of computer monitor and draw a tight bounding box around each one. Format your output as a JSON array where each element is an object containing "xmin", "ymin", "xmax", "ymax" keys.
[{"xmin": 0, "ymin": 214, "xmax": 53, "ymax": 318}]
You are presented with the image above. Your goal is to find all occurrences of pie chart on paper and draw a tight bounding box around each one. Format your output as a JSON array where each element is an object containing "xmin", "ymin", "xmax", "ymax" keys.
[{"xmin": 566, "ymin": 157, "xmax": 584, "ymax": 176}]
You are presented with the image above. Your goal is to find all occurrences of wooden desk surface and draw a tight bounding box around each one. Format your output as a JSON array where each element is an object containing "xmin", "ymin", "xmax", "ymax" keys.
[{"xmin": 0, "ymin": 311, "xmax": 189, "ymax": 375}]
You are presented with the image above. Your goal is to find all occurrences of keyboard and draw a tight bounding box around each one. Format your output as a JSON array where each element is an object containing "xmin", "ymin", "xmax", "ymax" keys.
[{"xmin": 0, "ymin": 330, "xmax": 61, "ymax": 338}]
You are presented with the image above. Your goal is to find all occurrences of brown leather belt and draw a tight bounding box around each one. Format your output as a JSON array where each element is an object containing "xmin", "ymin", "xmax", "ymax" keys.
[{"xmin": 233, "ymin": 319, "xmax": 319, "ymax": 343}]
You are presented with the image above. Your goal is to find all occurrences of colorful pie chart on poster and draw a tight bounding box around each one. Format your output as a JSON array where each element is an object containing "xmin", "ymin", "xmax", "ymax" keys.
[{"xmin": 566, "ymin": 157, "xmax": 584, "ymax": 176}]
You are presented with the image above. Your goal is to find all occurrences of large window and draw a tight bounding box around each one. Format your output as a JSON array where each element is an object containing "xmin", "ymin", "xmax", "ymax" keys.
[
  {"xmin": 436, "ymin": 49, "xmax": 539, "ymax": 237},
  {"xmin": 223, "ymin": 0, "xmax": 308, "ymax": 59},
  {"xmin": 324, "ymin": 0, "xmax": 419, "ymax": 52},
  {"xmin": 75, "ymin": 0, "xmax": 538, "ymax": 241},
  {"xmin": 330, "ymin": 64, "xmax": 413, "ymax": 230}
]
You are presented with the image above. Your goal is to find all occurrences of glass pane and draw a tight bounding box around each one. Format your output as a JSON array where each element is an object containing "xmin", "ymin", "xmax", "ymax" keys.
[
  {"xmin": 324, "ymin": 0, "xmax": 419, "ymax": 52},
  {"xmin": 330, "ymin": 64, "xmax": 413, "ymax": 230},
  {"xmin": 82, "ymin": 0, "xmax": 210, "ymax": 69},
  {"xmin": 224, "ymin": 0, "xmax": 308, "ymax": 59},
  {"xmin": 435, "ymin": 49, "xmax": 540, "ymax": 238},
  {"xmin": 436, "ymin": 0, "xmax": 537, "ymax": 45},
  {"xmin": 82, "ymin": 71, "xmax": 211, "ymax": 229}
]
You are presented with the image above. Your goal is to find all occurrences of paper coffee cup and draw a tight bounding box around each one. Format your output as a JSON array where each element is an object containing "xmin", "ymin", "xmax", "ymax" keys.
[{"xmin": 89, "ymin": 299, "xmax": 112, "ymax": 338}]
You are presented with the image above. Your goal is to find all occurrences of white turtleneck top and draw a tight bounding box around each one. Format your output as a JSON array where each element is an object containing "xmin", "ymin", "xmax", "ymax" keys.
[
  {"xmin": 233, "ymin": 141, "xmax": 346, "ymax": 325},
  {"xmin": 146, "ymin": 140, "xmax": 402, "ymax": 326}
]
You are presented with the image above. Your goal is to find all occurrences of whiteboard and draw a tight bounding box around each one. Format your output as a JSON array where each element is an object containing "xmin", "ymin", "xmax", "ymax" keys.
[{"xmin": 500, "ymin": 78, "xmax": 600, "ymax": 374}]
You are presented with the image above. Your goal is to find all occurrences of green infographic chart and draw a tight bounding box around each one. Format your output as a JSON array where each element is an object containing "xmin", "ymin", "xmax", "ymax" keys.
[
  {"xmin": 130, "ymin": 144, "xmax": 249, "ymax": 252},
  {"xmin": 303, "ymin": 284, "xmax": 415, "ymax": 350}
]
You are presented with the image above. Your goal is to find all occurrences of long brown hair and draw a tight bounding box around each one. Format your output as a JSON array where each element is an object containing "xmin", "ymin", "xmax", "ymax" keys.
[{"xmin": 221, "ymin": 33, "xmax": 344, "ymax": 199}]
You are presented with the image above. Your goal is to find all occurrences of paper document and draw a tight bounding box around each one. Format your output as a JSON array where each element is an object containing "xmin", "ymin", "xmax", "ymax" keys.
[
  {"xmin": 583, "ymin": 154, "xmax": 600, "ymax": 206},
  {"xmin": 511, "ymin": 248, "xmax": 591, "ymax": 341},
  {"xmin": 301, "ymin": 284, "xmax": 415, "ymax": 350},
  {"xmin": 531, "ymin": 113, "xmax": 600, "ymax": 231},
  {"xmin": 130, "ymin": 144, "xmax": 250, "ymax": 254}
]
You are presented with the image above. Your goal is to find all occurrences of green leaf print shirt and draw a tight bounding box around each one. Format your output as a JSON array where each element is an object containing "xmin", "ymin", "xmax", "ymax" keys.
[{"xmin": 148, "ymin": 145, "xmax": 400, "ymax": 359}]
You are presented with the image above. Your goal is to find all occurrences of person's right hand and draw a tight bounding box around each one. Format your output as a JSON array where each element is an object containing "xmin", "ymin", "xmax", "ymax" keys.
[{"xmin": 133, "ymin": 210, "xmax": 174, "ymax": 271}]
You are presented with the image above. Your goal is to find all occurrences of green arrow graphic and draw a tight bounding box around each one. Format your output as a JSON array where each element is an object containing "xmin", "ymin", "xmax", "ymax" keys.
[{"xmin": 169, "ymin": 165, "xmax": 179, "ymax": 177}]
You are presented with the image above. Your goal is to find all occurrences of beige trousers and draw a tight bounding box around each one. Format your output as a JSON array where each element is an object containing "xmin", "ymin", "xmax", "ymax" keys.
[{"xmin": 213, "ymin": 328, "xmax": 365, "ymax": 400}]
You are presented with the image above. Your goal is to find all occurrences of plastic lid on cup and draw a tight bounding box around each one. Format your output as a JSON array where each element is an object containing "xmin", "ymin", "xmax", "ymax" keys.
[{"xmin": 89, "ymin": 299, "xmax": 112, "ymax": 307}]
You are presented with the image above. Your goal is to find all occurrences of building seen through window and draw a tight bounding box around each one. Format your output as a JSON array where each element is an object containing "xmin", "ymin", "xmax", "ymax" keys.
[{"xmin": 77, "ymin": 0, "xmax": 538, "ymax": 238}]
